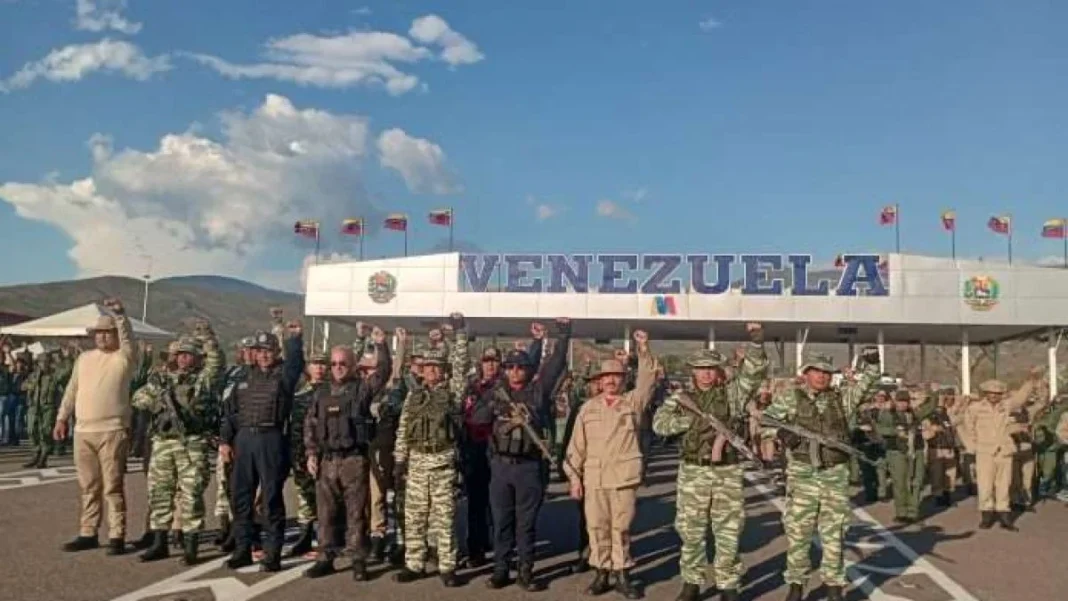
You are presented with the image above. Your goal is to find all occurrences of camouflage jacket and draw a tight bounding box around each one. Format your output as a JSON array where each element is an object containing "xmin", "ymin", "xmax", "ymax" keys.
[
  {"xmin": 23, "ymin": 363, "xmax": 72, "ymax": 411},
  {"xmin": 132, "ymin": 333, "xmax": 224, "ymax": 437},
  {"xmin": 762, "ymin": 359, "xmax": 881, "ymax": 438},
  {"xmin": 394, "ymin": 325, "xmax": 469, "ymax": 463}
]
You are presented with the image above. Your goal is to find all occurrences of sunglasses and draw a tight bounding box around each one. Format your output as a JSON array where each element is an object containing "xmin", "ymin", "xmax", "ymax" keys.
[{"xmin": 330, "ymin": 361, "xmax": 349, "ymax": 367}]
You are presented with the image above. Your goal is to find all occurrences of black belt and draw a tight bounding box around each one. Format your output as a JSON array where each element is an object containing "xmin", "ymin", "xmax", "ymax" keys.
[
  {"xmin": 493, "ymin": 454, "xmax": 540, "ymax": 465},
  {"xmin": 322, "ymin": 449, "xmax": 367, "ymax": 460},
  {"xmin": 242, "ymin": 425, "xmax": 281, "ymax": 432},
  {"xmin": 683, "ymin": 457, "xmax": 740, "ymax": 467}
]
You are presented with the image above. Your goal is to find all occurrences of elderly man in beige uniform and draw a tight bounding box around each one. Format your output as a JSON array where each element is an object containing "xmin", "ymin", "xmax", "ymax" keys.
[
  {"xmin": 961, "ymin": 369, "xmax": 1039, "ymax": 530},
  {"xmin": 53, "ymin": 298, "xmax": 138, "ymax": 555},
  {"xmin": 564, "ymin": 329, "xmax": 657, "ymax": 600}
]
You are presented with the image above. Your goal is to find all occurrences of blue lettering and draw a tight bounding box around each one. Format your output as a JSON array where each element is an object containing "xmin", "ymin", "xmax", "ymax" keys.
[
  {"xmin": 788, "ymin": 254, "xmax": 829, "ymax": 296},
  {"xmin": 741, "ymin": 254, "xmax": 783, "ymax": 295},
  {"xmin": 504, "ymin": 254, "xmax": 543, "ymax": 293},
  {"xmin": 460, "ymin": 254, "xmax": 499, "ymax": 292},
  {"xmin": 640, "ymin": 254, "xmax": 683, "ymax": 294},
  {"xmin": 837, "ymin": 255, "xmax": 889, "ymax": 296},
  {"xmin": 546, "ymin": 254, "xmax": 592, "ymax": 293},
  {"xmin": 598, "ymin": 254, "xmax": 638, "ymax": 293},
  {"xmin": 687, "ymin": 255, "xmax": 733, "ymax": 294}
]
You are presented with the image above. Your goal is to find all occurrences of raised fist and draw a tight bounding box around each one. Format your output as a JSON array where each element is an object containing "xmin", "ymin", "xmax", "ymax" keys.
[
  {"xmin": 860, "ymin": 346, "xmax": 880, "ymax": 363},
  {"xmin": 269, "ymin": 307, "xmax": 284, "ymax": 319},
  {"xmin": 530, "ymin": 322, "xmax": 546, "ymax": 340},
  {"xmin": 428, "ymin": 328, "xmax": 443, "ymax": 343},
  {"xmin": 449, "ymin": 312, "xmax": 465, "ymax": 330},
  {"xmin": 395, "ymin": 327, "xmax": 408, "ymax": 342},
  {"xmin": 355, "ymin": 321, "xmax": 370, "ymax": 337},
  {"xmin": 102, "ymin": 298, "xmax": 125, "ymax": 314},
  {"xmin": 633, "ymin": 329, "xmax": 649, "ymax": 348},
  {"xmin": 286, "ymin": 320, "xmax": 303, "ymax": 335},
  {"xmin": 371, "ymin": 326, "xmax": 386, "ymax": 344},
  {"xmin": 746, "ymin": 322, "xmax": 764, "ymax": 342},
  {"xmin": 614, "ymin": 349, "xmax": 628, "ymax": 361}
]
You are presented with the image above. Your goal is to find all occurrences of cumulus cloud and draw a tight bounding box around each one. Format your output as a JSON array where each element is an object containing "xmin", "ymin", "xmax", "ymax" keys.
[
  {"xmin": 535, "ymin": 204, "xmax": 559, "ymax": 221},
  {"xmin": 75, "ymin": 0, "xmax": 142, "ymax": 34},
  {"xmin": 377, "ymin": 128, "xmax": 459, "ymax": 194},
  {"xmin": 0, "ymin": 38, "xmax": 169, "ymax": 92},
  {"xmin": 188, "ymin": 14, "xmax": 481, "ymax": 95},
  {"xmin": 698, "ymin": 17, "xmax": 722, "ymax": 31},
  {"xmin": 0, "ymin": 94, "xmax": 454, "ymax": 290},
  {"xmin": 408, "ymin": 14, "xmax": 484, "ymax": 66},
  {"xmin": 596, "ymin": 199, "xmax": 635, "ymax": 222}
]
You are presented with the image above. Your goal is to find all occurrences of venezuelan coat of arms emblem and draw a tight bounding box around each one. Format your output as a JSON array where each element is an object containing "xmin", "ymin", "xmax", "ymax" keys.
[
  {"xmin": 962, "ymin": 275, "xmax": 999, "ymax": 311},
  {"xmin": 368, "ymin": 271, "xmax": 397, "ymax": 304}
]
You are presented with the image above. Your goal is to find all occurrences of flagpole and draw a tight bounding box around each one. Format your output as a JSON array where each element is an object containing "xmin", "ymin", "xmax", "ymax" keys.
[
  {"xmin": 1062, "ymin": 218, "xmax": 1066, "ymax": 268},
  {"xmin": 951, "ymin": 226, "xmax": 956, "ymax": 260},
  {"xmin": 449, "ymin": 207, "xmax": 454, "ymax": 252},
  {"xmin": 311, "ymin": 226, "xmax": 321, "ymax": 352},
  {"xmin": 1007, "ymin": 214, "xmax": 1013, "ymax": 265},
  {"xmin": 404, "ymin": 227, "xmax": 409, "ymax": 257},
  {"xmin": 895, "ymin": 203, "xmax": 901, "ymax": 254},
  {"xmin": 359, "ymin": 228, "xmax": 365, "ymax": 260}
]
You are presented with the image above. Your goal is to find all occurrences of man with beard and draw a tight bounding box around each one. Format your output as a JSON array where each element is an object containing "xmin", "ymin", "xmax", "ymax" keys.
[
  {"xmin": 473, "ymin": 318, "xmax": 571, "ymax": 592},
  {"xmin": 652, "ymin": 324, "xmax": 769, "ymax": 601},
  {"xmin": 303, "ymin": 342, "xmax": 389, "ymax": 581},
  {"xmin": 220, "ymin": 323, "xmax": 304, "ymax": 572}
]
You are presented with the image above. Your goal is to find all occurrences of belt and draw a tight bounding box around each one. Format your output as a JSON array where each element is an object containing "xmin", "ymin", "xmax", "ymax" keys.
[
  {"xmin": 243, "ymin": 425, "xmax": 281, "ymax": 432},
  {"xmin": 683, "ymin": 457, "xmax": 740, "ymax": 467},
  {"xmin": 322, "ymin": 449, "xmax": 367, "ymax": 460},
  {"xmin": 412, "ymin": 443, "xmax": 453, "ymax": 454},
  {"xmin": 493, "ymin": 454, "xmax": 540, "ymax": 465}
]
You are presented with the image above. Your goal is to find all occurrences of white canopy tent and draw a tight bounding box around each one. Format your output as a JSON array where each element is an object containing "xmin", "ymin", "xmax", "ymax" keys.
[{"xmin": 0, "ymin": 303, "xmax": 174, "ymax": 340}]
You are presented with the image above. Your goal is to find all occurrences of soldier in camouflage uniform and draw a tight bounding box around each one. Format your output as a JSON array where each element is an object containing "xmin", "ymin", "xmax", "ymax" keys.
[
  {"xmin": 287, "ymin": 350, "xmax": 327, "ymax": 558},
  {"xmin": 214, "ymin": 336, "xmax": 254, "ymax": 551},
  {"xmin": 22, "ymin": 352, "xmax": 72, "ymax": 468},
  {"xmin": 133, "ymin": 322, "xmax": 224, "ymax": 565},
  {"xmin": 652, "ymin": 323, "xmax": 769, "ymax": 601},
  {"xmin": 762, "ymin": 349, "xmax": 880, "ymax": 601},
  {"xmin": 885, "ymin": 390, "xmax": 935, "ymax": 523},
  {"xmin": 1033, "ymin": 393, "xmax": 1068, "ymax": 499},
  {"xmin": 392, "ymin": 313, "xmax": 469, "ymax": 587}
]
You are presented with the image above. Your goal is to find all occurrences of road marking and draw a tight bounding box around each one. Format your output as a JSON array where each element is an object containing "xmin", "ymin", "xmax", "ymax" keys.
[
  {"xmin": 0, "ymin": 460, "xmax": 143, "ymax": 490},
  {"xmin": 745, "ymin": 473, "xmax": 983, "ymax": 601}
]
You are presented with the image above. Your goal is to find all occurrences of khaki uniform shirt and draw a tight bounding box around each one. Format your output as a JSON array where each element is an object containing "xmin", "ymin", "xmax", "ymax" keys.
[{"xmin": 962, "ymin": 382, "xmax": 1034, "ymax": 458}]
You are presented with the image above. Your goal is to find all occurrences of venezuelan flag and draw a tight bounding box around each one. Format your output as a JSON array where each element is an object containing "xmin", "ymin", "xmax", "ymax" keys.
[{"xmin": 1042, "ymin": 218, "xmax": 1066, "ymax": 239}]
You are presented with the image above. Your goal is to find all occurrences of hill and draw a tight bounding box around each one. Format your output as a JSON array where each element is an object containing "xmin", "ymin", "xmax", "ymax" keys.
[{"xmin": 0, "ymin": 274, "xmax": 1051, "ymax": 387}]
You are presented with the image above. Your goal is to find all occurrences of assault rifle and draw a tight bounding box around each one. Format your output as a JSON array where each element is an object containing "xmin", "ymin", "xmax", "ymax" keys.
[
  {"xmin": 674, "ymin": 393, "xmax": 766, "ymax": 471},
  {"xmin": 492, "ymin": 388, "xmax": 564, "ymax": 472},
  {"xmin": 761, "ymin": 415, "xmax": 883, "ymax": 467},
  {"xmin": 160, "ymin": 385, "xmax": 188, "ymax": 438}
]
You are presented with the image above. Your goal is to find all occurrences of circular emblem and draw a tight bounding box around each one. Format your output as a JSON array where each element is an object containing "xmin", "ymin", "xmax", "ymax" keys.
[
  {"xmin": 963, "ymin": 275, "xmax": 999, "ymax": 311},
  {"xmin": 367, "ymin": 271, "xmax": 397, "ymax": 304}
]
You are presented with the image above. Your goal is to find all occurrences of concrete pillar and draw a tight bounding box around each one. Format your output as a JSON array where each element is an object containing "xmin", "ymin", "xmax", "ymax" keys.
[
  {"xmin": 961, "ymin": 328, "xmax": 971, "ymax": 395},
  {"xmin": 919, "ymin": 342, "xmax": 927, "ymax": 382},
  {"xmin": 623, "ymin": 324, "xmax": 632, "ymax": 354},
  {"xmin": 993, "ymin": 341, "xmax": 1000, "ymax": 379},
  {"xmin": 776, "ymin": 339, "xmax": 786, "ymax": 372},
  {"xmin": 876, "ymin": 328, "xmax": 886, "ymax": 374},
  {"xmin": 707, "ymin": 326, "xmax": 716, "ymax": 351},
  {"xmin": 321, "ymin": 320, "xmax": 330, "ymax": 353},
  {"xmin": 847, "ymin": 342, "xmax": 856, "ymax": 369},
  {"xmin": 795, "ymin": 328, "xmax": 808, "ymax": 374},
  {"xmin": 391, "ymin": 333, "xmax": 398, "ymax": 353},
  {"xmin": 1049, "ymin": 328, "xmax": 1060, "ymax": 399},
  {"xmin": 568, "ymin": 337, "xmax": 575, "ymax": 371}
]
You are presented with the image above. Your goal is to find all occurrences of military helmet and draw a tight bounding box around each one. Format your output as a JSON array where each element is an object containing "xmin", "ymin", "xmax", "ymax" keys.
[
  {"xmin": 800, "ymin": 352, "xmax": 838, "ymax": 374},
  {"xmin": 501, "ymin": 349, "xmax": 532, "ymax": 368},
  {"xmin": 174, "ymin": 337, "xmax": 201, "ymax": 356},
  {"xmin": 687, "ymin": 349, "xmax": 727, "ymax": 369},
  {"xmin": 421, "ymin": 348, "xmax": 448, "ymax": 366},
  {"xmin": 894, "ymin": 390, "xmax": 912, "ymax": 402},
  {"xmin": 167, "ymin": 340, "xmax": 181, "ymax": 354},
  {"xmin": 481, "ymin": 347, "xmax": 501, "ymax": 362},
  {"xmin": 410, "ymin": 344, "xmax": 427, "ymax": 359},
  {"xmin": 308, "ymin": 351, "xmax": 328, "ymax": 364},
  {"xmin": 251, "ymin": 330, "xmax": 280, "ymax": 351}
]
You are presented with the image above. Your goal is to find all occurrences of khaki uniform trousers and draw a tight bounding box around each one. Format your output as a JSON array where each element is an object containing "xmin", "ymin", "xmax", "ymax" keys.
[
  {"xmin": 976, "ymin": 452, "xmax": 1014, "ymax": 512},
  {"xmin": 369, "ymin": 445, "xmax": 394, "ymax": 537},
  {"xmin": 584, "ymin": 485, "xmax": 638, "ymax": 571},
  {"xmin": 74, "ymin": 429, "xmax": 130, "ymax": 539}
]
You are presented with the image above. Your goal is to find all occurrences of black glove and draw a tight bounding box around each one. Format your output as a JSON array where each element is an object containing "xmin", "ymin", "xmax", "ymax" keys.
[
  {"xmin": 860, "ymin": 346, "xmax": 880, "ymax": 364},
  {"xmin": 778, "ymin": 429, "xmax": 802, "ymax": 449},
  {"xmin": 554, "ymin": 318, "xmax": 572, "ymax": 336},
  {"xmin": 449, "ymin": 313, "xmax": 465, "ymax": 331}
]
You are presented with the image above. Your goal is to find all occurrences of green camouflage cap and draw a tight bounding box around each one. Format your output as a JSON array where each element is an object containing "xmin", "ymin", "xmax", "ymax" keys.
[
  {"xmin": 174, "ymin": 337, "xmax": 201, "ymax": 355},
  {"xmin": 410, "ymin": 344, "xmax": 427, "ymax": 359},
  {"xmin": 800, "ymin": 352, "xmax": 838, "ymax": 374},
  {"xmin": 687, "ymin": 349, "xmax": 727, "ymax": 368},
  {"xmin": 308, "ymin": 351, "xmax": 328, "ymax": 364},
  {"xmin": 421, "ymin": 348, "xmax": 447, "ymax": 366}
]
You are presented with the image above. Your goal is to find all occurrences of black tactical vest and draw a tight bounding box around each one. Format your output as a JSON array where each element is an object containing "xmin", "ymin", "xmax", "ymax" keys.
[
  {"xmin": 371, "ymin": 388, "xmax": 398, "ymax": 448},
  {"xmin": 237, "ymin": 366, "xmax": 285, "ymax": 429},
  {"xmin": 314, "ymin": 380, "xmax": 372, "ymax": 452},
  {"xmin": 680, "ymin": 387, "xmax": 740, "ymax": 465},
  {"xmin": 929, "ymin": 408, "xmax": 956, "ymax": 449},
  {"xmin": 403, "ymin": 385, "xmax": 456, "ymax": 453},
  {"xmin": 790, "ymin": 388, "xmax": 850, "ymax": 467},
  {"xmin": 489, "ymin": 385, "xmax": 542, "ymax": 459}
]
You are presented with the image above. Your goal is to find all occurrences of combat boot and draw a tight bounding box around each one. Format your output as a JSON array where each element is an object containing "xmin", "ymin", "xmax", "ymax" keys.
[
  {"xmin": 23, "ymin": 454, "xmax": 39, "ymax": 469},
  {"xmin": 719, "ymin": 588, "xmax": 739, "ymax": 601},
  {"xmin": 585, "ymin": 569, "xmax": 612, "ymax": 595},
  {"xmin": 352, "ymin": 559, "xmax": 368, "ymax": 582},
  {"xmin": 517, "ymin": 562, "xmax": 544, "ymax": 592},
  {"xmin": 826, "ymin": 585, "xmax": 845, "ymax": 601},
  {"xmin": 440, "ymin": 570, "xmax": 460, "ymax": 587},
  {"xmin": 783, "ymin": 583, "xmax": 803, "ymax": 601},
  {"xmin": 107, "ymin": 538, "xmax": 125, "ymax": 556},
  {"xmin": 304, "ymin": 557, "xmax": 335, "ymax": 578},
  {"xmin": 213, "ymin": 515, "xmax": 230, "ymax": 546},
  {"xmin": 615, "ymin": 570, "xmax": 642, "ymax": 599},
  {"xmin": 393, "ymin": 567, "xmax": 424, "ymax": 583},
  {"xmin": 486, "ymin": 569, "xmax": 511, "ymax": 589},
  {"xmin": 226, "ymin": 548, "xmax": 254, "ymax": 570},
  {"xmin": 978, "ymin": 511, "xmax": 995, "ymax": 529},
  {"xmin": 181, "ymin": 533, "xmax": 199, "ymax": 566},
  {"xmin": 260, "ymin": 549, "xmax": 282, "ymax": 573},
  {"xmin": 369, "ymin": 536, "xmax": 386, "ymax": 565},
  {"xmin": 572, "ymin": 557, "xmax": 591, "ymax": 574},
  {"xmin": 288, "ymin": 522, "xmax": 315, "ymax": 558},
  {"xmin": 62, "ymin": 535, "xmax": 99, "ymax": 552},
  {"xmin": 675, "ymin": 583, "xmax": 700, "ymax": 601},
  {"xmin": 139, "ymin": 531, "xmax": 169, "ymax": 562},
  {"xmin": 388, "ymin": 544, "xmax": 405, "ymax": 567},
  {"xmin": 997, "ymin": 512, "xmax": 1017, "ymax": 531},
  {"xmin": 36, "ymin": 456, "xmax": 48, "ymax": 468}
]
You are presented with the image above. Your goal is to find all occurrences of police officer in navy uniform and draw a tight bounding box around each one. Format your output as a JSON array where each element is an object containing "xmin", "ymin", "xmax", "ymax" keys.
[
  {"xmin": 472, "ymin": 317, "xmax": 571, "ymax": 591},
  {"xmin": 220, "ymin": 322, "xmax": 305, "ymax": 572}
]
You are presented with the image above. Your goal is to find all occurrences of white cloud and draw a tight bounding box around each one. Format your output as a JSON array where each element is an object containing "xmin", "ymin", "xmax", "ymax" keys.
[
  {"xmin": 188, "ymin": 14, "xmax": 481, "ymax": 94},
  {"xmin": 0, "ymin": 38, "xmax": 169, "ymax": 92},
  {"xmin": 535, "ymin": 204, "xmax": 559, "ymax": 221},
  {"xmin": 75, "ymin": 0, "xmax": 142, "ymax": 35},
  {"xmin": 622, "ymin": 186, "xmax": 648, "ymax": 203},
  {"xmin": 596, "ymin": 199, "xmax": 635, "ymax": 222},
  {"xmin": 352, "ymin": 6, "xmax": 372, "ymax": 16},
  {"xmin": 376, "ymin": 128, "xmax": 459, "ymax": 194},
  {"xmin": 0, "ymin": 94, "xmax": 450, "ymax": 290},
  {"xmin": 408, "ymin": 14, "xmax": 484, "ymax": 66},
  {"xmin": 698, "ymin": 17, "xmax": 721, "ymax": 31}
]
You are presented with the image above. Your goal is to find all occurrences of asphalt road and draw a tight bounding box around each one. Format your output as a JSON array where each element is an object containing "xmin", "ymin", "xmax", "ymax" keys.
[{"xmin": 0, "ymin": 442, "xmax": 1063, "ymax": 601}]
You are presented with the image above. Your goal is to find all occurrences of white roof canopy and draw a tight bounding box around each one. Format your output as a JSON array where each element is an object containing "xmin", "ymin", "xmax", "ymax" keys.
[{"xmin": 0, "ymin": 303, "xmax": 174, "ymax": 340}]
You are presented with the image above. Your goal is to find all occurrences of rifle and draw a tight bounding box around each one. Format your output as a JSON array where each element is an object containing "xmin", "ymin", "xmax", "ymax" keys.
[
  {"xmin": 674, "ymin": 393, "xmax": 766, "ymax": 471},
  {"xmin": 492, "ymin": 388, "xmax": 563, "ymax": 471},
  {"xmin": 761, "ymin": 415, "xmax": 883, "ymax": 467},
  {"xmin": 160, "ymin": 384, "xmax": 188, "ymax": 438}
]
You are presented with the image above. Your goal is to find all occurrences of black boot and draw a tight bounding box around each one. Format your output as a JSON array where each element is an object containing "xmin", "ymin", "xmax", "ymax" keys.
[
  {"xmin": 61, "ymin": 536, "xmax": 99, "ymax": 552},
  {"xmin": 181, "ymin": 533, "xmax": 198, "ymax": 566},
  {"xmin": 486, "ymin": 569, "xmax": 511, "ymax": 589},
  {"xmin": 572, "ymin": 557, "xmax": 591, "ymax": 574},
  {"xmin": 139, "ymin": 531, "xmax": 169, "ymax": 562},
  {"xmin": 304, "ymin": 557, "xmax": 335, "ymax": 578},
  {"xmin": 517, "ymin": 562, "xmax": 544, "ymax": 592},
  {"xmin": 352, "ymin": 559, "xmax": 368, "ymax": 582},
  {"xmin": 393, "ymin": 567, "xmax": 424, "ymax": 583},
  {"xmin": 171, "ymin": 529, "xmax": 184, "ymax": 550},
  {"xmin": 997, "ymin": 512, "xmax": 1017, "ymax": 531},
  {"xmin": 288, "ymin": 522, "xmax": 315, "ymax": 558},
  {"xmin": 369, "ymin": 537, "xmax": 386, "ymax": 565},
  {"xmin": 440, "ymin": 570, "xmax": 460, "ymax": 587},
  {"xmin": 784, "ymin": 583, "xmax": 803, "ymax": 601},
  {"xmin": 134, "ymin": 530, "xmax": 153, "ymax": 550},
  {"xmin": 388, "ymin": 544, "xmax": 405, "ymax": 568},
  {"xmin": 23, "ymin": 456, "xmax": 39, "ymax": 469},
  {"xmin": 675, "ymin": 583, "xmax": 700, "ymax": 601},
  {"xmin": 213, "ymin": 516, "xmax": 230, "ymax": 546},
  {"xmin": 36, "ymin": 455, "xmax": 48, "ymax": 469},
  {"xmin": 260, "ymin": 550, "xmax": 282, "ymax": 573},
  {"xmin": 585, "ymin": 569, "xmax": 612, "ymax": 595},
  {"xmin": 720, "ymin": 589, "xmax": 738, "ymax": 601},
  {"xmin": 107, "ymin": 538, "xmax": 125, "ymax": 556},
  {"xmin": 226, "ymin": 548, "xmax": 254, "ymax": 570},
  {"xmin": 978, "ymin": 511, "xmax": 995, "ymax": 529},
  {"xmin": 826, "ymin": 585, "xmax": 844, "ymax": 601},
  {"xmin": 615, "ymin": 570, "xmax": 642, "ymax": 599}
]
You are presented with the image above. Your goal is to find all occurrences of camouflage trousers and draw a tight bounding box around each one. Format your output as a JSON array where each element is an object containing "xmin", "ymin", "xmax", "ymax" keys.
[
  {"xmin": 674, "ymin": 462, "xmax": 745, "ymax": 588},
  {"xmin": 403, "ymin": 450, "xmax": 457, "ymax": 572},
  {"xmin": 26, "ymin": 405, "xmax": 55, "ymax": 460},
  {"xmin": 782, "ymin": 461, "xmax": 851, "ymax": 587},
  {"xmin": 148, "ymin": 435, "xmax": 211, "ymax": 532},
  {"xmin": 213, "ymin": 450, "xmax": 232, "ymax": 518},
  {"xmin": 291, "ymin": 443, "xmax": 316, "ymax": 525}
]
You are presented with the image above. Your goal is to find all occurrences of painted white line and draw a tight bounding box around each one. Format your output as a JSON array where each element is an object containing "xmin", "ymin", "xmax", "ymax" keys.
[
  {"xmin": 0, "ymin": 462, "xmax": 143, "ymax": 491},
  {"xmin": 744, "ymin": 472, "xmax": 983, "ymax": 601}
]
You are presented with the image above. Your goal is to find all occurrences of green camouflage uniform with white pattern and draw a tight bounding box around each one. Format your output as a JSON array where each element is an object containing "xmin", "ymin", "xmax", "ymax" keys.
[
  {"xmin": 291, "ymin": 377, "xmax": 322, "ymax": 525},
  {"xmin": 653, "ymin": 343, "xmax": 768, "ymax": 590},
  {"xmin": 762, "ymin": 352, "xmax": 879, "ymax": 588}
]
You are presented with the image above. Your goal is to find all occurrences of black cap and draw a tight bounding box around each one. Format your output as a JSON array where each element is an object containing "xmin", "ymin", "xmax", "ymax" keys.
[{"xmin": 502, "ymin": 349, "xmax": 532, "ymax": 367}]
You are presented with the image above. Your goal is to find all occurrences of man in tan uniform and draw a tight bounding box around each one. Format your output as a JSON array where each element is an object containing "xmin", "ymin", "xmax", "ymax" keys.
[
  {"xmin": 564, "ymin": 330, "xmax": 657, "ymax": 600},
  {"xmin": 961, "ymin": 369, "xmax": 1039, "ymax": 530}
]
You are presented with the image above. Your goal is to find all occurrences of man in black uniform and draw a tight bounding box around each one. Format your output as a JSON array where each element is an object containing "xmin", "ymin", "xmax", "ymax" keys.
[
  {"xmin": 220, "ymin": 323, "xmax": 305, "ymax": 572},
  {"xmin": 472, "ymin": 317, "xmax": 571, "ymax": 591}
]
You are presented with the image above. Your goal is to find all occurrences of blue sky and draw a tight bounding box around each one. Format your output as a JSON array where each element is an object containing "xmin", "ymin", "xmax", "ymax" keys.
[{"xmin": 1, "ymin": 0, "xmax": 1066, "ymax": 292}]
